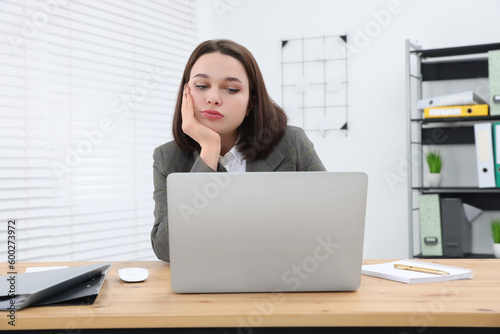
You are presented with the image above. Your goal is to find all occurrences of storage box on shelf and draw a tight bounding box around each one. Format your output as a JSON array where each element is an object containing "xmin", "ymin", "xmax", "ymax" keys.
[{"xmin": 406, "ymin": 40, "xmax": 500, "ymax": 259}]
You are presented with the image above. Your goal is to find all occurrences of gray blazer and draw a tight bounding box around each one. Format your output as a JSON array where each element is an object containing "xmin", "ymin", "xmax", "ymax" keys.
[{"xmin": 151, "ymin": 125, "xmax": 326, "ymax": 262}]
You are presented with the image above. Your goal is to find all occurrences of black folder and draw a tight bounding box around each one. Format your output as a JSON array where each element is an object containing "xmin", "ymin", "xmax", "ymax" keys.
[
  {"xmin": 440, "ymin": 198, "xmax": 471, "ymax": 257},
  {"xmin": 0, "ymin": 262, "xmax": 111, "ymax": 310}
]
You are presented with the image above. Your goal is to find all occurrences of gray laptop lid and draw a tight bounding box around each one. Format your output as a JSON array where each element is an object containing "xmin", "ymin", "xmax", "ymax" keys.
[{"xmin": 167, "ymin": 172, "xmax": 368, "ymax": 293}]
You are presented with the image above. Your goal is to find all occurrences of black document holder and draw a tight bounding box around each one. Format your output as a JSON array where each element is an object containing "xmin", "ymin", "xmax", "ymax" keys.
[
  {"xmin": 31, "ymin": 270, "xmax": 108, "ymax": 307},
  {"xmin": 440, "ymin": 198, "xmax": 472, "ymax": 257},
  {"xmin": 0, "ymin": 262, "xmax": 112, "ymax": 310}
]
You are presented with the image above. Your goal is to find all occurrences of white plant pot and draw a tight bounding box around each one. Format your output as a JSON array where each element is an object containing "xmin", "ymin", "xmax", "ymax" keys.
[
  {"xmin": 428, "ymin": 173, "xmax": 442, "ymax": 187},
  {"xmin": 494, "ymin": 243, "xmax": 500, "ymax": 258}
]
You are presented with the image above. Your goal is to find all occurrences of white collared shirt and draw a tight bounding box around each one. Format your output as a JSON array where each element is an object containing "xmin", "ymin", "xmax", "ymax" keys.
[{"xmin": 218, "ymin": 145, "xmax": 246, "ymax": 173}]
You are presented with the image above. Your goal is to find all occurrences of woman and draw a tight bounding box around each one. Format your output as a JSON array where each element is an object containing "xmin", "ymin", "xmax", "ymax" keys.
[{"xmin": 151, "ymin": 39, "xmax": 325, "ymax": 262}]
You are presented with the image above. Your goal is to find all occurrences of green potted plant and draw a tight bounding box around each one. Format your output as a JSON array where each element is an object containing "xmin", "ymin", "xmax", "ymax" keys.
[
  {"xmin": 425, "ymin": 150, "xmax": 442, "ymax": 187},
  {"xmin": 491, "ymin": 218, "xmax": 500, "ymax": 258}
]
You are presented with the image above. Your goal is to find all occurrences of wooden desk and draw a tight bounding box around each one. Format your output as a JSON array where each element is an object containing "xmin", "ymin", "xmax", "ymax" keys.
[{"xmin": 1, "ymin": 259, "xmax": 499, "ymax": 332}]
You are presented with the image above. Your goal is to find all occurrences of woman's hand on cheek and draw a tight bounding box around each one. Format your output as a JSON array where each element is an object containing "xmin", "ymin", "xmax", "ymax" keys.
[{"xmin": 181, "ymin": 84, "xmax": 221, "ymax": 169}]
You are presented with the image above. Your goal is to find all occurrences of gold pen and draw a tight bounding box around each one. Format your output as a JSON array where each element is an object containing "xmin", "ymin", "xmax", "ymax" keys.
[{"xmin": 394, "ymin": 264, "xmax": 449, "ymax": 275}]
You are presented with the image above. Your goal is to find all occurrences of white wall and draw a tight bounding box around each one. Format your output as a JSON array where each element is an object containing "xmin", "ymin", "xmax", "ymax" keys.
[{"xmin": 195, "ymin": 0, "xmax": 500, "ymax": 259}]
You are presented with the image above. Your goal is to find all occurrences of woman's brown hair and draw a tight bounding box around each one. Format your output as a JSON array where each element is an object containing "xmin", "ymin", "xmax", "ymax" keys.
[{"xmin": 172, "ymin": 39, "xmax": 287, "ymax": 161}]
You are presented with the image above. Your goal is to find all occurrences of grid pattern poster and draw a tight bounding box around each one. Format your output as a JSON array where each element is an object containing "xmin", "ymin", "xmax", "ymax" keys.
[{"xmin": 281, "ymin": 35, "xmax": 348, "ymax": 135}]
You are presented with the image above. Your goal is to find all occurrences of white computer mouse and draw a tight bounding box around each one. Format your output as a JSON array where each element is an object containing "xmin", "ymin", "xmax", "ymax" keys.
[{"xmin": 118, "ymin": 267, "xmax": 149, "ymax": 283}]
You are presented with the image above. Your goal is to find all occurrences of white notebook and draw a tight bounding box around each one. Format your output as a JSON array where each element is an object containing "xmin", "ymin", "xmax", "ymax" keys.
[{"xmin": 362, "ymin": 260, "xmax": 474, "ymax": 284}]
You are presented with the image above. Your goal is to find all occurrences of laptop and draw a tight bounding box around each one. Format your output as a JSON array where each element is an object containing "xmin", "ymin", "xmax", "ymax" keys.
[{"xmin": 167, "ymin": 172, "xmax": 368, "ymax": 293}]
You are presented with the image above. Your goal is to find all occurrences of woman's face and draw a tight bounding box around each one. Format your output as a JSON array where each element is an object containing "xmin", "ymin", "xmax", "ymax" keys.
[{"xmin": 188, "ymin": 52, "xmax": 250, "ymax": 141}]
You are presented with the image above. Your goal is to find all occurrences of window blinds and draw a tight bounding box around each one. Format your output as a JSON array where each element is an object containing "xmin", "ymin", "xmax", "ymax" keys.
[{"xmin": 0, "ymin": 0, "xmax": 197, "ymax": 261}]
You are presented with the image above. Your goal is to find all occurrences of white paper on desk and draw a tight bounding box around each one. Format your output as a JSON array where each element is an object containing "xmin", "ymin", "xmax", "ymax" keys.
[
  {"xmin": 25, "ymin": 266, "xmax": 69, "ymax": 273},
  {"xmin": 362, "ymin": 260, "xmax": 474, "ymax": 284}
]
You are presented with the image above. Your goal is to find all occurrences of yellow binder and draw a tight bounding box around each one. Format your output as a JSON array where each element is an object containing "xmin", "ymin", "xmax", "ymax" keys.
[{"xmin": 423, "ymin": 104, "xmax": 489, "ymax": 118}]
